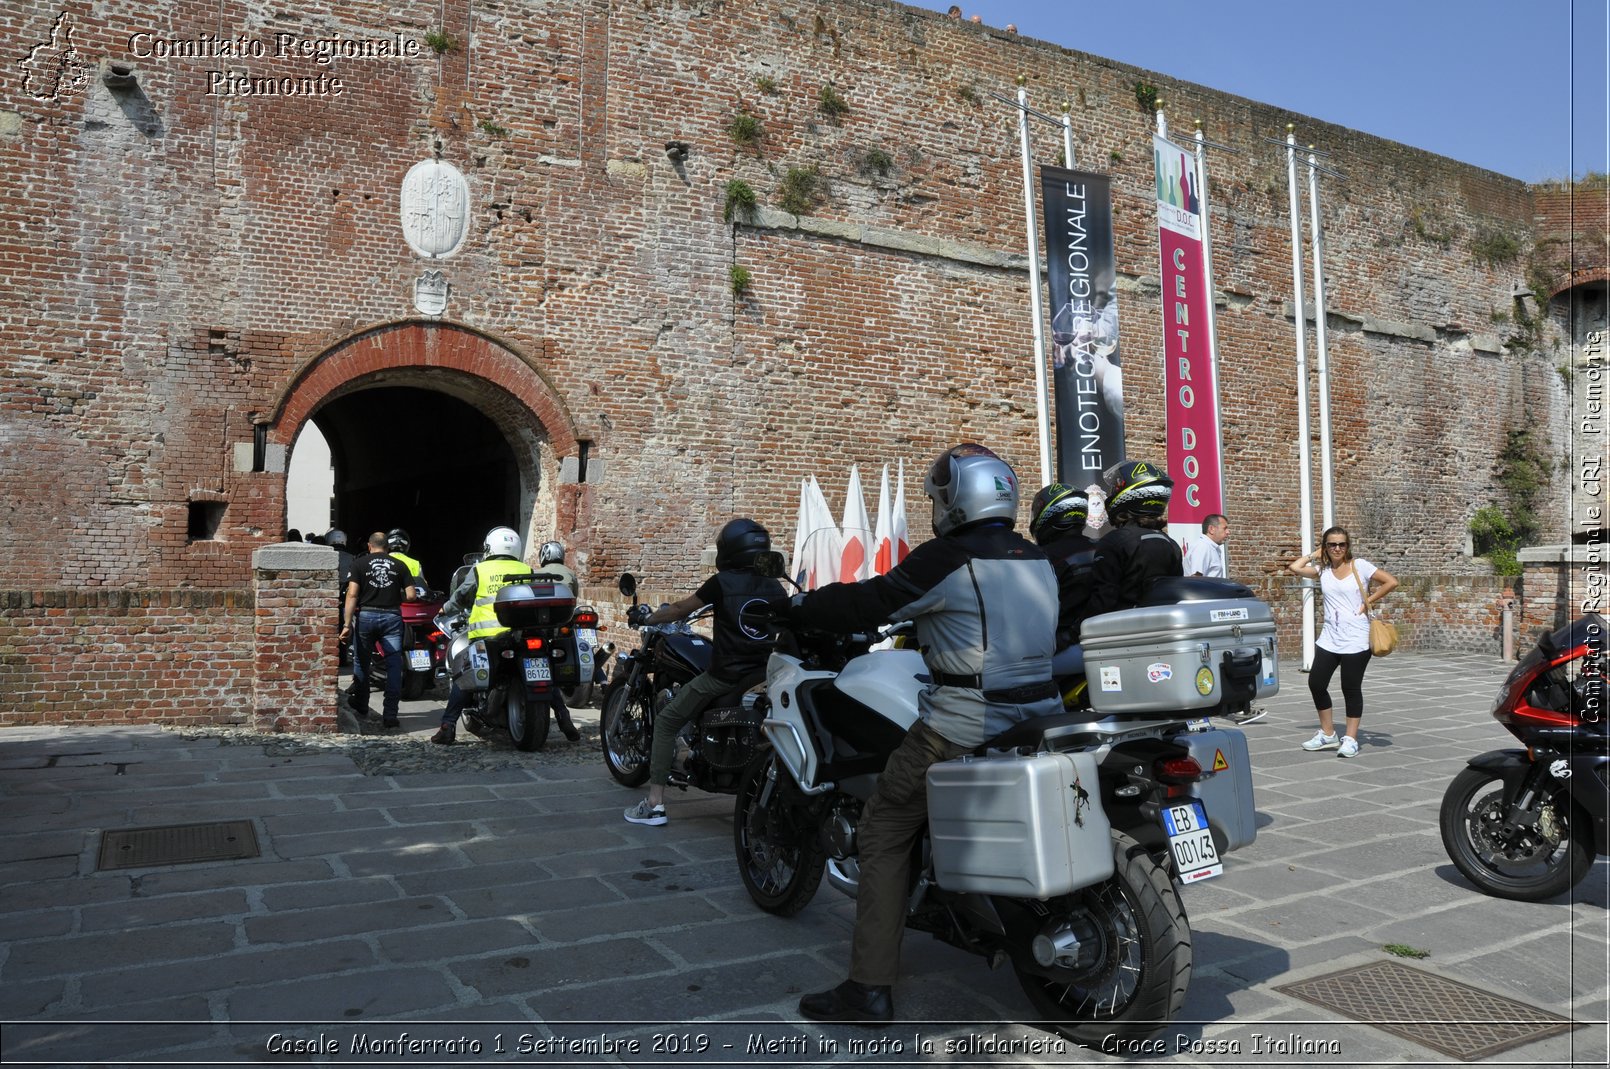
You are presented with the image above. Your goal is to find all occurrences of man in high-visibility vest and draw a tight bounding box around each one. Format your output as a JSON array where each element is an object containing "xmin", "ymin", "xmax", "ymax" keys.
[
  {"xmin": 432, "ymin": 526, "xmax": 525, "ymax": 745},
  {"xmin": 387, "ymin": 528, "xmax": 428, "ymax": 595}
]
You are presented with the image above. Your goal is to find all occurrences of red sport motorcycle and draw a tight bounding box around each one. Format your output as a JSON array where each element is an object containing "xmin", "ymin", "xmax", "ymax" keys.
[{"xmin": 1440, "ymin": 613, "xmax": 1608, "ymax": 900}]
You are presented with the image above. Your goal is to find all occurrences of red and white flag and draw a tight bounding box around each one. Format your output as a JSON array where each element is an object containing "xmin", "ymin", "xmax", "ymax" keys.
[
  {"xmin": 872, "ymin": 464, "xmax": 894, "ymax": 575},
  {"xmin": 890, "ymin": 458, "xmax": 911, "ymax": 566},
  {"xmin": 839, "ymin": 466, "xmax": 873, "ymax": 583}
]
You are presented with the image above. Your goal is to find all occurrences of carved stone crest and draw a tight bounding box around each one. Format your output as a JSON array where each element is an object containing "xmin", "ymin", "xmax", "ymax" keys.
[
  {"xmin": 414, "ymin": 270, "xmax": 449, "ymax": 316},
  {"xmin": 399, "ymin": 159, "xmax": 469, "ymax": 259}
]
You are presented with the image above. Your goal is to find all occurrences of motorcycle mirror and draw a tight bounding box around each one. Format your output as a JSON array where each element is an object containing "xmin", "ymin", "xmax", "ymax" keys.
[
  {"xmin": 462, "ymin": 553, "xmax": 483, "ymax": 566},
  {"xmin": 618, "ymin": 572, "xmax": 637, "ymax": 598},
  {"xmin": 751, "ymin": 550, "xmax": 787, "ymax": 580}
]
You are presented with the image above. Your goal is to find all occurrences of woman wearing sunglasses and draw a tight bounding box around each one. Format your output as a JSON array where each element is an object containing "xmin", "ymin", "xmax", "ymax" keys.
[{"xmin": 1287, "ymin": 527, "xmax": 1399, "ymax": 758}]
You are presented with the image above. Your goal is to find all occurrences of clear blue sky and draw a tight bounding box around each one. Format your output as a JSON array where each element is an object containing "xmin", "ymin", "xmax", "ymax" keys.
[{"xmin": 908, "ymin": 0, "xmax": 1607, "ymax": 183}]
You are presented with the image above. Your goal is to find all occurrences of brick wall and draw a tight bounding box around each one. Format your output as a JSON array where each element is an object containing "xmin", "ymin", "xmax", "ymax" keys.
[
  {"xmin": 0, "ymin": 589, "xmax": 255, "ymax": 726},
  {"xmin": 250, "ymin": 544, "xmax": 341, "ymax": 732},
  {"xmin": 0, "ymin": 0, "xmax": 1585, "ymax": 725}
]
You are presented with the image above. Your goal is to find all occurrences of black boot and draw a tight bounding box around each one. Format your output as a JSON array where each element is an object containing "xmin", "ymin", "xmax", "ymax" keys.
[
  {"xmin": 798, "ymin": 979, "xmax": 893, "ymax": 1024},
  {"xmin": 554, "ymin": 696, "xmax": 581, "ymax": 741}
]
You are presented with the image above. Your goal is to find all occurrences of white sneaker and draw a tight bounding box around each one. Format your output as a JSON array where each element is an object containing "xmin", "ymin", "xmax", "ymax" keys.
[
  {"xmin": 1302, "ymin": 731, "xmax": 1339, "ymax": 751},
  {"xmin": 1337, "ymin": 736, "xmax": 1360, "ymax": 758},
  {"xmin": 624, "ymin": 799, "xmax": 667, "ymax": 826}
]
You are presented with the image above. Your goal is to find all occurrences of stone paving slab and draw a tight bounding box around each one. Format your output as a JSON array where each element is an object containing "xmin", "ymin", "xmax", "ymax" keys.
[{"xmin": 1, "ymin": 650, "xmax": 1607, "ymax": 1067}]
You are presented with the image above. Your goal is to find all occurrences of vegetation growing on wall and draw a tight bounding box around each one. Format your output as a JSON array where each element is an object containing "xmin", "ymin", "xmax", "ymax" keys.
[{"xmin": 1469, "ymin": 428, "xmax": 1553, "ymax": 575}]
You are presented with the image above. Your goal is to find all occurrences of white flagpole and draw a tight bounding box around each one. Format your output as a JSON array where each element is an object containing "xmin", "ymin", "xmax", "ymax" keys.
[
  {"xmin": 1307, "ymin": 146, "xmax": 1337, "ymax": 531},
  {"xmin": 1285, "ymin": 125, "xmax": 1317, "ymax": 672},
  {"xmin": 1015, "ymin": 76, "xmax": 1054, "ymax": 486},
  {"xmin": 1061, "ymin": 101, "xmax": 1076, "ymax": 170}
]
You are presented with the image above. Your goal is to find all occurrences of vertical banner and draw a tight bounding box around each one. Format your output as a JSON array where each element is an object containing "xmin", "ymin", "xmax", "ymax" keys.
[
  {"xmin": 1040, "ymin": 167, "xmax": 1125, "ymax": 490},
  {"xmin": 1154, "ymin": 135, "xmax": 1224, "ymax": 541}
]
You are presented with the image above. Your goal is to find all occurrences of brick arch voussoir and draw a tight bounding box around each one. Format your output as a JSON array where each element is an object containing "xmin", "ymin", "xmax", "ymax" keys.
[
  {"xmin": 1549, "ymin": 267, "xmax": 1610, "ymax": 300},
  {"xmin": 269, "ymin": 320, "xmax": 577, "ymax": 455}
]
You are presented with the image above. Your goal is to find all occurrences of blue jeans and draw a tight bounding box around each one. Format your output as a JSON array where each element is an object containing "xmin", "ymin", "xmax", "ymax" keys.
[{"xmin": 350, "ymin": 610, "xmax": 404, "ymax": 723}]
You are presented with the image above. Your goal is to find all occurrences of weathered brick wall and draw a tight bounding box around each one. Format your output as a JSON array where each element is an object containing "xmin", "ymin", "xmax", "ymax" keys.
[
  {"xmin": 251, "ymin": 544, "xmax": 340, "ymax": 732},
  {"xmin": 0, "ymin": 590, "xmax": 254, "ymax": 726},
  {"xmin": 0, "ymin": 0, "xmax": 1585, "ymax": 724}
]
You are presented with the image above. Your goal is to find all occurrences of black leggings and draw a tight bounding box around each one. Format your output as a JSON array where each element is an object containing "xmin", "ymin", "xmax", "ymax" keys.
[{"xmin": 1309, "ymin": 646, "xmax": 1372, "ymax": 721}]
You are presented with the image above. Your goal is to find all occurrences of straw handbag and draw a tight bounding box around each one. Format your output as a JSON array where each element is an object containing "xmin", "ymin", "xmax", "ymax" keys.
[{"xmin": 1352, "ymin": 566, "xmax": 1398, "ymax": 657}]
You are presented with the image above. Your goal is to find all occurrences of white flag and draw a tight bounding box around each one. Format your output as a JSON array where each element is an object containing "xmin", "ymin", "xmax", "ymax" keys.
[{"xmin": 872, "ymin": 464, "xmax": 894, "ymax": 575}]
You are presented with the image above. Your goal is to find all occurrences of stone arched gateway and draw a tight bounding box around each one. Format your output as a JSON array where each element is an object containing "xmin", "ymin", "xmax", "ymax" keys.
[{"xmin": 270, "ymin": 321, "xmax": 588, "ymax": 569}]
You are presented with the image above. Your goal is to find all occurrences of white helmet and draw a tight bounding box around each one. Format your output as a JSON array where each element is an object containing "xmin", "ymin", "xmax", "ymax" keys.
[
  {"xmin": 483, "ymin": 526, "xmax": 522, "ymax": 558},
  {"xmin": 923, "ymin": 443, "xmax": 1020, "ymax": 536},
  {"xmin": 537, "ymin": 540, "xmax": 565, "ymax": 566}
]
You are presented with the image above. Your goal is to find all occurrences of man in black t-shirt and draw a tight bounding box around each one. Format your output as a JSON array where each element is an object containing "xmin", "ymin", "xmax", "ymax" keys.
[
  {"xmin": 340, "ymin": 531, "xmax": 416, "ymax": 730},
  {"xmin": 623, "ymin": 519, "xmax": 783, "ymax": 826}
]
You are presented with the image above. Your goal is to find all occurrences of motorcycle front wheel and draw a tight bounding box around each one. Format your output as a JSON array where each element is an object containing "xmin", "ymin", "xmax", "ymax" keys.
[
  {"xmin": 1014, "ymin": 831, "xmax": 1191, "ymax": 1045},
  {"xmin": 600, "ymin": 684, "xmax": 652, "ymax": 787},
  {"xmin": 507, "ymin": 685, "xmax": 551, "ymax": 752},
  {"xmin": 733, "ymin": 749, "xmax": 826, "ymax": 916},
  {"xmin": 1439, "ymin": 764, "xmax": 1591, "ymax": 901}
]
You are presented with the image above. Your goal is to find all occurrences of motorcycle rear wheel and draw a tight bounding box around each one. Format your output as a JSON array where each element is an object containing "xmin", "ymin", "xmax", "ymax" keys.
[
  {"xmin": 733, "ymin": 749, "xmax": 826, "ymax": 916},
  {"xmin": 401, "ymin": 671, "xmax": 427, "ymax": 700},
  {"xmin": 564, "ymin": 682, "xmax": 595, "ymax": 709},
  {"xmin": 1439, "ymin": 765, "xmax": 1591, "ymax": 901},
  {"xmin": 1014, "ymin": 831, "xmax": 1191, "ymax": 1045},
  {"xmin": 600, "ymin": 684, "xmax": 652, "ymax": 787},
  {"xmin": 507, "ymin": 685, "xmax": 551, "ymax": 752}
]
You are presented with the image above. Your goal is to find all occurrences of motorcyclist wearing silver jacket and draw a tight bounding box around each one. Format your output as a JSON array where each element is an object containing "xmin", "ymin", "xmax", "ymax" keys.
[{"xmin": 789, "ymin": 444, "xmax": 1062, "ymax": 1024}]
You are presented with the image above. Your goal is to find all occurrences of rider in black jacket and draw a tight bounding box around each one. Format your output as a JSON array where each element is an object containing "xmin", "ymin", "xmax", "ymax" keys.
[
  {"xmin": 1029, "ymin": 482, "xmax": 1096, "ymax": 649},
  {"xmin": 790, "ymin": 445, "xmax": 1062, "ymax": 1025},
  {"xmin": 1084, "ymin": 460, "xmax": 1183, "ymax": 626}
]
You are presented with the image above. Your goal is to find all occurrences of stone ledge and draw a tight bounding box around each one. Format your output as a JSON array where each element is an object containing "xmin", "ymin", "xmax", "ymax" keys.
[
  {"xmin": 1518, "ymin": 543, "xmax": 1606, "ymax": 564},
  {"xmin": 253, "ymin": 543, "xmax": 339, "ymax": 572}
]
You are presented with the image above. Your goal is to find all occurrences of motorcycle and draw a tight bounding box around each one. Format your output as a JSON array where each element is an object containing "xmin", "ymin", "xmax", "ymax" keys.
[
  {"xmin": 396, "ymin": 589, "xmax": 449, "ymax": 700},
  {"xmin": 732, "ymin": 556, "xmax": 1269, "ymax": 1044},
  {"xmin": 556, "ymin": 607, "xmax": 609, "ymax": 709},
  {"xmin": 436, "ymin": 573, "xmax": 576, "ymax": 751},
  {"xmin": 598, "ymin": 572, "xmax": 765, "ymax": 793},
  {"xmin": 1440, "ymin": 612, "xmax": 1608, "ymax": 901}
]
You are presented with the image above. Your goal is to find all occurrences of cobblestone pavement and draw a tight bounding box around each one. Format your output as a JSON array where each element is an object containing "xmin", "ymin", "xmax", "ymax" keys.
[{"xmin": 0, "ymin": 652, "xmax": 1605, "ymax": 1067}]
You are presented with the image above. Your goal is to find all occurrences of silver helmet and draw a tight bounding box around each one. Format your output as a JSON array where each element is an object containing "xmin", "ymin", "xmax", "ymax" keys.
[
  {"xmin": 537, "ymin": 540, "xmax": 565, "ymax": 566},
  {"xmin": 923, "ymin": 444, "xmax": 1020, "ymax": 536}
]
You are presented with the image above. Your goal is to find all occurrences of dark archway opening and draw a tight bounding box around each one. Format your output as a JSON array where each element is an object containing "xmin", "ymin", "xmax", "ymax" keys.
[{"xmin": 315, "ymin": 386, "xmax": 520, "ymax": 590}]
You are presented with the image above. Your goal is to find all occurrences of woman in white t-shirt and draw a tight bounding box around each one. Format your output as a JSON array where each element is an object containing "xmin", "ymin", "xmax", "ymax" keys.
[{"xmin": 1286, "ymin": 526, "xmax": 1399, "ymax": 759}]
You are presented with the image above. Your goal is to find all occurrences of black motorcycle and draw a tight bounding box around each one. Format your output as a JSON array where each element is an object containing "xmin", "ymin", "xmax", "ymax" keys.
[
  {"xmin": 1440, "ymin": 613, "xmax": 1608, "ymax": 901},
  {"xmin": 598, "ymin": 572, "xmax": 765, "ymax": 793}
]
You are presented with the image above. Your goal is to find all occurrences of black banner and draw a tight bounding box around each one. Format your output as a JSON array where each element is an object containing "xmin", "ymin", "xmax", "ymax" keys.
[{"xmin": 1040, "ymin": 166, "xmax": 1124, "ymax": 486}]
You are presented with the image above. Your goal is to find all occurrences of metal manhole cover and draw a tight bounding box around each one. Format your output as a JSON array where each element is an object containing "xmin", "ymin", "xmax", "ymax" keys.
[
  {"xmin": 1276, "ymin": 960, "xmax": 1579, "ymax": 1060},
  {"xmin": 97, "ymin": 820, "xmax": 260, "ymax": 870}
]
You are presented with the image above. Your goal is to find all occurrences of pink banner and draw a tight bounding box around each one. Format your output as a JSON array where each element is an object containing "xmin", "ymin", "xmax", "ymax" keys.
[{"xmin": 1154, "ymin": 135, "xmax": 1223, "ymax": 527}]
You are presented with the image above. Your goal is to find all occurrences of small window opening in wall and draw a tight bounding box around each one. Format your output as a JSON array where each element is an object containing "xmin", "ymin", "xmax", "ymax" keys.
[
  {"xmin": 252, "ymin": 423, "xmax": 267, "ymax": 472},
  {"xmin": 187, "ymin": 501, "xmax": 226, "ymax": 541},
  {"xmin": 577, "ymin": 439, "xmax": 592, "ymax": 484}
]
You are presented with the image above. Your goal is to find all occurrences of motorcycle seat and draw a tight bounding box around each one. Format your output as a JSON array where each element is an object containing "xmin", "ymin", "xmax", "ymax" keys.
[
  {"xmin": 1140, "ymin": 576, "xmax": 1254, "ymax": 605},
  {"xmin": 1051, "ymin": 645, "xmax": 1084, "ymax": 676},
  {"xmin": 975, "ymin": 712, "xmax": 1091, "ymax": 754}
]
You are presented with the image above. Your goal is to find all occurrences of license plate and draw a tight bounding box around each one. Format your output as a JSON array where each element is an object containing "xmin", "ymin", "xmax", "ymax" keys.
[
  {"xmin": 1162, "ymin": 800, "xmax": 1222, "ymax": 883},
  {"xmin": 407, "ymin": 649, "xmax": 432, "ymax": 671},
  {"xmin": 523, "ymin": 658, "xmax": 551, "ymax": 683}
]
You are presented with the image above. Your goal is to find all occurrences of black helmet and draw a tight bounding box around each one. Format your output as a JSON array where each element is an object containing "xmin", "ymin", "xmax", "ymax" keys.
[
  {"xmin": 1029, "ymin": 483, "xmax": 1089, "ymax": 545},
  {"xmin": 386, "ymin": 528, "xmax": 411, "ymax": 553},
  {"xmin": 715, "ymin": 518, "xmax": 771, "ymax": 571},
  {"xmin": 1103, "ymin": 460, "xmax": 1173, "ymax": 518}
]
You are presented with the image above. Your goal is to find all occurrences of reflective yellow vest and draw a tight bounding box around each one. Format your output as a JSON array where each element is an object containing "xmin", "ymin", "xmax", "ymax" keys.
[
  {"xmin": 391, "ymin": 551, "xmax": 423, "ymax": 581},
  {"xmin": 466, "ymin": 558, "xmax": 530, "ymax": 641}
]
